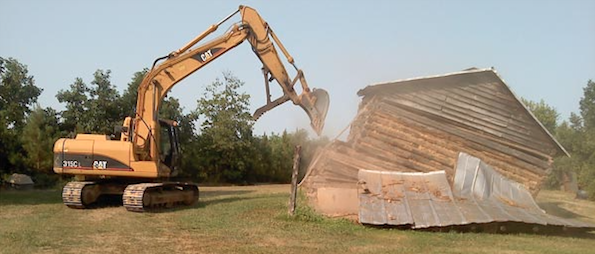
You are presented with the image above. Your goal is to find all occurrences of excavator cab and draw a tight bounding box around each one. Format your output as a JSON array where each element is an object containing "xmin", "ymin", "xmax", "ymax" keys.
[{"xmin": 158, "ymin": 119, "xmax": 181, "ymax": 175}]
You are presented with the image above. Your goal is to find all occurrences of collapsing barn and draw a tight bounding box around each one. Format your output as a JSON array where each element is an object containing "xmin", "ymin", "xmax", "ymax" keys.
[{"xmin": 300, "ymin": 68, "xmax": 571, "ymax": 220}]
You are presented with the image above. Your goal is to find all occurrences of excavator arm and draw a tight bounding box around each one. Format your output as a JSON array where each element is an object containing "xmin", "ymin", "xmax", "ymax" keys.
[
  {"xmin": 52, "ymin": 6, "xmax": 328, "ymax": 210},
  {"xmin": 131, "ymin": 5, "xmax": 329, "ymax": 161}
]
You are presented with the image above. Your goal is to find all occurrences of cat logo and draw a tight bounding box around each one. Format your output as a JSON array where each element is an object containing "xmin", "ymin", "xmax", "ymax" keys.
[
  {"xmin": 195, "ymin": 48, "xmax": 222, "ymax": 63},
  {"xmin": 93, "ymin": 160, "xmax": 108, "ymax": 169},
  {"xmin": 200, "ymin": 49, "xmax": 213, "ymax": 62}
]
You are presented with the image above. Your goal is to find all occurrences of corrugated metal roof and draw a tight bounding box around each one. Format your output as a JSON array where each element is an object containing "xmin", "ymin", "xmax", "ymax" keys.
[
  {"xmin": 356, "ymin": 68, "xmax": 568, "ymax": 158},
  {"xmin": 358, "ymin": 152, "xmax": 595, "ymax": 230}
]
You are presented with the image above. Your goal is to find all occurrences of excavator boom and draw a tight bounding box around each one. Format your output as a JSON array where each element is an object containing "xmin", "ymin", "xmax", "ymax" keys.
[{"xmin": 132, "ymin": 5, "xmax": 329, "ymax": 162}]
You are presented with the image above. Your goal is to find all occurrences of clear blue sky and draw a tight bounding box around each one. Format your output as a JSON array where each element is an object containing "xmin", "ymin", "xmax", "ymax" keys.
[{"xmin": 1, "ymin": 0, "xmax": 594, "ymax": 137}]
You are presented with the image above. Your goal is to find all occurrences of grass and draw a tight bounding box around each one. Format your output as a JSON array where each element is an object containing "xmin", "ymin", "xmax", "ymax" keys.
[
  {"xmin": 536, "ymin": 189, "xmax": 595, "ymax": 225},
  {"xmin": 0, "ymin": 185, "xmax": 594, "ymax": 254}
]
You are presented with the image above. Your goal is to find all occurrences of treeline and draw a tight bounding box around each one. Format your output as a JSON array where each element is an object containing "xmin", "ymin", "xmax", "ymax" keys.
[
  {"xmin": 3, "ymin": 56, "xmax": 594, "ymax": 200},
  {"xmin": 0, "ymin": 57, "xmax": 328, "ymax": 187},
  {"xmin": 521, "ymin": 80, "xmax": 595, "ymax": 200}
]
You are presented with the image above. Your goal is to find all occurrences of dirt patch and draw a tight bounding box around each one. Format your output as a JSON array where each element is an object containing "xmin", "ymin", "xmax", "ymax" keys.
[
  {"xmin": 86, "ymin": 207, "xmax": 120, "ymax": 222},
  {"xmin": 0, "ymin": 206, "xmax": 35, "ymax": 219},
  {"xmin": 257, "ymin": 236, "xmax": 287, "ymax": 247}
]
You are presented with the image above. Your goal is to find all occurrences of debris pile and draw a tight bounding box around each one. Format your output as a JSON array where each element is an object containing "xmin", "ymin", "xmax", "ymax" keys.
[{"xmin": 358, "ymin": 153, "xmax": 595, "ymax": 232}]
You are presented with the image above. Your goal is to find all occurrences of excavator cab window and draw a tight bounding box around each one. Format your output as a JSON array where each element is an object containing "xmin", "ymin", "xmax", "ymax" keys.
[{"xmin": 158, "ymin": 119, "xmax": 180, "ymax": 170}]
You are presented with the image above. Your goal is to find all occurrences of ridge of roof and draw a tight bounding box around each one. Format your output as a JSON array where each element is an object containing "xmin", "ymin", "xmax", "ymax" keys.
[
  {"xmin": 491, "ymin": 69, "xmax": 570, "ymax": 157},
  {"xmin": 356, "ymin": 67, "xmax": 569, "ymax": 157},
  {"xmin": 357, "ymin": 67, "xmax": 494, "ymax": 96}
]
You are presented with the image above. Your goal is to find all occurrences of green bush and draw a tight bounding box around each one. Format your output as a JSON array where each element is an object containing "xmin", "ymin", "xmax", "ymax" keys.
[{"xmin": 31, "ymin": 173, "xmax": 60, "ymax": 189}]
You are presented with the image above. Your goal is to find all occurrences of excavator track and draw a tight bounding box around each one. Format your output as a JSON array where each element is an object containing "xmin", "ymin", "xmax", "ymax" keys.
[
  {"xmin": 62, "ymin": 181, "xmax": 97, "ymax": 209},
  {"xmin": 123, "ymin": 182, "xmax": 199, "ymax": 212}
]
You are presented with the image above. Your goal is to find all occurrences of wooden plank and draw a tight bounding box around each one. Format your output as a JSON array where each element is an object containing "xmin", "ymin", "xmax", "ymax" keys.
[
  {"xmin": 326, "ymin": 149, "xmax": 396, "ymax": 174},
  {"xmin": 365, "ymin": 118, "xmax": 458, "ymax": 163},
  {"xmin": 446, "ymin": 87, "xmax": 534, "ymax": 126},
  {"xmin": 388, "ymin": 85, "xmax": 556, "ymax": 152},
  {"xmin": 383, "ymin": 95, "xmax": 510, "ymax": 139},
  {"xmin": 367, "ymin": 110, "xmax": 546, "ymax": 180},
  {"xmin": 288, "ymin": 146, "xmax": 301, "ymax": 216},
  {"xmin": 433, "ymin": 89, "xmax": 514, "ymax": 126},
  {"xmin": 383, "ymin": 95, "xmax": 550, "ymax": 151},
  {"xmin": 378, "ymin": 99, "xmax": 555, "ymax": 160},
  {"xmin": 448, "ymin": 86, "xmax": 554, "ymax": 146},
  {"xmin": 372, "ymin": 105, "xmax": 551, "ymax": 174},
  {"xmin": 357, "ymin": 134, "xmax": 454, "ymax": 173}
]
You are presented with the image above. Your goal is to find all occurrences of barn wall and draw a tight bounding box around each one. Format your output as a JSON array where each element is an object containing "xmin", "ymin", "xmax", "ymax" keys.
[
  {"xmin": 301, "ymin": 70, "xmax": 564, "ymax": 217},
  {"xmin": 350, "ymin": 101, "xmax": 549, "ymax": 192}
]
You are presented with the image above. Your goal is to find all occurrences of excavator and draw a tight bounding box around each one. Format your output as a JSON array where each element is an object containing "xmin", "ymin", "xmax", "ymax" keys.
[{"xmin": 52, "ymin": 5, "xmax": 329, "ymax": 212}]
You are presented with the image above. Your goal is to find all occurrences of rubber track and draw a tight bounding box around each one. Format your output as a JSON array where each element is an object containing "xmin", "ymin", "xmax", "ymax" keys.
[
  {"xmin": 122, "ymin": 183, "xmax": 162, "ymax": 212},
  {"xmin": 62, "ymin": 181, "xmax": 95, "ymax": 209},
  {"xmin": 123, "ymin": 183, "xmax": 199, "ymax": 212}
]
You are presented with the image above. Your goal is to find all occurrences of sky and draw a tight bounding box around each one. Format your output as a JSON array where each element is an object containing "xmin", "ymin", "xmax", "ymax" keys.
[{"xmin": 1, "ymin": 0, "xmax": 594, "ymax": 138}]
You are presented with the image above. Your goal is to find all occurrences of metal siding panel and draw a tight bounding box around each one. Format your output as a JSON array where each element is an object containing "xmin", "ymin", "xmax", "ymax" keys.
[
  {"xmin": 425, "ymin": 172, "xmax": 467, "ymax": 227},
  {"xmin": 403, "ymin": 174, "xmax": 438, "ymax": 228},
  {"xmin": 358, "ymin": 170, "xmax": 388, "ymax": 225},
  {"xmin": 381, "ymin": 173, "xmax": 413, "ymax": 225},
  {"xmin": 358, "ymin": 153, "xmax": 595, "ymax": 230}
]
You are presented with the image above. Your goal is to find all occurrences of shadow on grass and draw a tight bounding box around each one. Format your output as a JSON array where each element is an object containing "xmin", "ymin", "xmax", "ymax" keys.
[
  {"xmin": 146, "ymin": 195, "xmax": 259, "ymax": 213},
  {"xmin": 59, "ymin": 195, "xmax": 258, "ymax": 213},
  {"xmin": 142, "ymin": 189, "xmax": 256, "ymax": 213},
  {"xmin": 368, "ymin": 222, "xmax": 595, "ymax": 239},
  {"xmin": 538, "ymin": 201, "xmax": 587, "ymax": 220},
  {"xmin": 197, "ymin": 195, "xmax": 256, "ymax": 207},
  {"xmin": 199, "ymin": 189, "xmax": 254, "ymax": 198},
  {"xmin": 0, "ymin": 187, "xmax": 256, "ymax": 210},
  {"xmin": 83, "ymin": 194, "xmax": 123, "ymax": 209},
  {"xmin": 0, "ymin": 189, "xmax": 62, "ymax": 205}
]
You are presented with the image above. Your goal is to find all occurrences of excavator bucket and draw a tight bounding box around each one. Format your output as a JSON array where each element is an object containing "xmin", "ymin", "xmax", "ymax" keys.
[
  {"xmin": 301, "ymin": 88, "xmax": 330, "ymax": 135},
  {"xmin": 252, "ymin": 88, "xmax": 329, "ymax": 135}
]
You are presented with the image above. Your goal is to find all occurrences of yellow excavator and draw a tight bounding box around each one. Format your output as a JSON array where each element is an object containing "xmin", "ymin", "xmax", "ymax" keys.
[{"xmin": 53, "ymin": 5, "xmax": 329, "ymax": 212}]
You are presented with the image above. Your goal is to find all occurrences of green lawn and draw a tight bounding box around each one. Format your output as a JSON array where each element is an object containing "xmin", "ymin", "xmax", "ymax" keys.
[{"xmin": 0, "ymin": 185, "xmax": 593, "ymax": 254}]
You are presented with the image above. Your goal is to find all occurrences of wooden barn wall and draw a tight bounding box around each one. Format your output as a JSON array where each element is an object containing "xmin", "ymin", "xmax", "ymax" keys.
[{"xmin": 303, "ymin": 81, "xmax": 557, "ymax": 195}]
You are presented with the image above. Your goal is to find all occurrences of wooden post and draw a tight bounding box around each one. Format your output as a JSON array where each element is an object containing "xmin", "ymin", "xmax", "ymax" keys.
[{"xmin": 289, "ymin": 145, "xmax": 301, "ymax": 216}]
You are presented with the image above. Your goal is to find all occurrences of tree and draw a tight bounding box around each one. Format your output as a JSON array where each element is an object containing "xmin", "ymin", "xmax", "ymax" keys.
[
  {"xmin": 121, "ymin": 69, "xmax": 148, "ymax": 117},
  {"xmin": 575, "ymin": 80, "xmax": 595, "ymax": 199},
  {"xmin": 521, "ymin": 98, "xmax": 559, "ymax": 135},
  {"xmin": 87, "ymin": 70, "xmax": 123, "ymax": 135},
  {"xmin": 264, "ymin": 131, "xmax": 293, "ymax": 182},
  {"xmin": 0, "ymin": 57, "xmax": 42, "ymax": 131},
  {"xmin": 579, "ymin": 80, "xmax": 595, "ymax": 130},
  {"xmin": 262, "ymin": 129, "xmax": 330, "ymax": 183},
  {"xmin": 56, "ymin": 77, "xmax": 90, "ymax": 134},
  {"xmin": 248, "ymin": 134, "xmax": 274, "ymax": 182},
  {"xmin": 57, "ymin": 70, "xmax": 123, "ymax": 136},
  {"xmin": 21, "ymin": 106, "xmax": 61, "ymax": 173},
  {"xmin": 194, "ymin": 72, "xmax": 254, "ymax": 183},
  {"xmin": 545, "ymin": 80, "xmax": 595, "ymax": 200},
  {"xmin": 159, "ymin": 97, "xmax": 184, "ymax": 122},
  {"xmin": 0, "ymin": 57, "xmax": 42, "ymax": 176}
]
